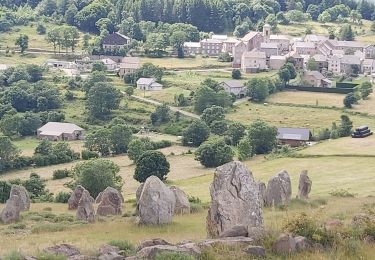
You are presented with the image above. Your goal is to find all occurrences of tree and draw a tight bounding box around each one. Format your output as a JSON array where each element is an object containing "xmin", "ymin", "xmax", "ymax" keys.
[
  {"xmin": 127, "ymin": 138, "xmax": 154, "ymax": 163},
  {"xmin": 46, "ymin": 27, "xmax": 62, "ymax": 54},
  {"xmin": 86, "ymin": 82, "xmax": 122, "ymax": 119},
  {"xmin": 210, "ymin": 120, "xmax": 228, "ymax": 136},
  {"xmin": 194, "ymin": 138, "xmax": 234, "ymax": 168},
  {"xmin": 339, "ymin": 24, "xmax": 354, "ymax": 41},
  {"xmin": 15, "ymin": 34, "xmax": 29, "ymax": 53},
  {"xmin": 306, "ymin": 58, "xmax": 318, "ymax": 71},
  {"xmin": 73, "ymin": 159, "xmax": 122, "ymax": 198},
  {"xmin": 226, "ymin": 122, "xmax": 246, "ymax": 145},
  {"xmin": 182, "ymin": 120, "xmax": 210, "ymax": 147},
  {"xmin": 247, "ymin": 120, "xmax": 277, "ymax": 154},
  {"xmin": 84, "ymin": 128, "xmax": 112, "ymax": 156},
  {"xmin": 246, "ymin": 77, "xmax": 270, "ymax": 102},
  {"xmin": 37, "ymin": 24, "xmax": 46, "ymax": 35},
  {"xmin": 278, "ymin": 62, "xmax": 296, "ymax": 86},
  {"xmin": 92, "ymin": 61, "xmax": 107, "ymax": 72},
  {"xmin": 134, "ymin": 151, "xmax": 170, "ymax": 182},
  {"xmin": 201, "ymin": 106, "xmax": 225, "ymax": 126},
  {"xmin": 359, "ymin": 81, "xmax": 373, "ymax": 99},
  {"xmin": 232, "ymin": 69, "xmax": 241, "ymax": 79},
  {"xmin": 194, "ymin": 86, "xmax": 232, "ymax": 113},
  {"xmin": 237, "ymin": 138, "xmax": 253, "ymax": 161},
  {"xmin": 339, "ymin": 115, "xmax": 353, "ymax": 137},
  {"xmin": 0, "ymin": 136, "xmax": 19, "ymax": 172},
  {"xmin": 307, "ymin": 4, "xmax": 320, "ymax": 21},
  {"xmin": 110, "ymin": 124, "xmax": 133, "ymax": 154},
  {"xmin": 343, "ymin": 92, "xmax": 357, "ymax": 108},
  {"xmin": 35, "ymin": 139, "xmax": 53, "ymax": 155},
  {"xmin": 151, "ymin": 104, "xmax": 170, "ymax": 125}
]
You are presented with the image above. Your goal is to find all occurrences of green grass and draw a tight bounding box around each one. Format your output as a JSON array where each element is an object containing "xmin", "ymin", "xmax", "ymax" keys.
[
  {"xmin": 140, "ymin": 56, "xmax": 231, "ymax": 69},
  {"xmin": 0, "ymin": 52, "xmax": 52, "ymax": 65}
]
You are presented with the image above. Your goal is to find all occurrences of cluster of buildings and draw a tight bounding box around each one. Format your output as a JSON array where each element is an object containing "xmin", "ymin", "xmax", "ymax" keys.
[{"xmin": 184, "ymin": 24, "xmax": 375, "ymax": 87}]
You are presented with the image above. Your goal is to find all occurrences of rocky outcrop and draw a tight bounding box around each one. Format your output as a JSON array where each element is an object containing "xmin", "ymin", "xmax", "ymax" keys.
[
  {"xmin": 69, "ymin": 185, "xmax": 93, "ymax": 210},
  {"xmin": 98, "ymin": 244, "xmax": 124, "ymax": 260},
  {"xmin": 137, "ymin": 176, "xmax": 175, "ymax": 225},
  {"xmin": 257, "ymin": 181, "xmax": 266, "ymax": 207},
  {"xmin": 135, "ymin": 183, "xmax": 144, "ymax": 203},
  {"xmin": 265, "ymin": 170, "xmax": 292, "ymax": 207},
  {"xmin": 136, "ymin": 239, "xmax": 172, "ymax": 251},
  {"xmin": 44, "ymin": 244, "xmax": 81, "ymax": 257},
  {"xmin": 170, "ymin": 186, "xmax": 190, "ymax": 215},
  {"xmin": 96, "ymin": 187, "xmax": 124, "ymax": 216},
  {"xmin": 1, "ymin": 195, "xmax": 22, "ymax": 224},
  {"xmin": 206, "ymin": 161, "xmax": 263, "ymax": 238},
  {"xmin": 243, "ymin": 245, "xmax": 266, "ymax": 257},
  {"xmin": 9, "ymin": 185, "xmax": 30, "ymax": 211},
  {"xmin": 135, "ymin": 244, "xmax": 200, "ymax": 259},
  {"xmin": 219, "ymin": 225, "xmax": 248, "ymax": 238},
  {"xmin": 297, "ymin": 170, "xmax": 312, "ymax": 199},
  {"xmin": 76, "ymin": 190, "xmax": 95, "ymax": 223},
  {"xmin": 294, "ymin": 236, "xmax": 311, "ymax": 252},
  {"xmin": 272, "ymin": 234, "xmax": 296, "ymax": 255}
]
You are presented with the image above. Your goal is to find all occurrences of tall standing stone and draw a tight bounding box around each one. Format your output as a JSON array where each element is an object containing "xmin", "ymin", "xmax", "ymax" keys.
[
  {"xmin": 138, "ymin": 176, "xmax": 175, "ymax": 225},
  {"xmin": 1, "ymin": 195, "xmax": 22, "ymax": 224},
  {"xmin": 76, "ymin": 190, "xmax": 95, "ymax": 223},
  {"xmin": 9, "ymin": 185, "xmax": 30, "ymax": 211},
  {"xmin": 96, "ymin": 187, "xmax": 124, "ymax": 216},
  {"xmin": 297, "ymin": 170, "xmax": 312, "ymax": 199},
  {"xmin": 68, "ymin": 185, "xmax": 90, "ymax": 210},
  {"xmin": 206, "ymin": 161, "xmax": 263, "ymax": 238},
  {"xmin": 170, "ymin": 186, "xmax": 190, "ymax": 215},
  {"xmin": 265, "ymin": 170, "xmax": 292, "ymax": 207},
  {"xmin": 257, "ymin": 181, "xmax": 266, "ymax": 207}
]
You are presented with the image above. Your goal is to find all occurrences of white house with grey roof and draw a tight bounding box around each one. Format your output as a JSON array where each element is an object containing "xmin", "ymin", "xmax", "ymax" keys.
[
  {"xmin": 219, "ymin": 80, "xmax": 246, "ymax": 98},
  {"xmin": 136, "ymin": 78, "xmax": 163, "ymax": 91},
  {"xmin": 37, "ymin": 122, "xmax": 85, "ymax": 141},
  {"xmin": 241, "ymin": 50, "xmax": 267, "ymax": 73}
]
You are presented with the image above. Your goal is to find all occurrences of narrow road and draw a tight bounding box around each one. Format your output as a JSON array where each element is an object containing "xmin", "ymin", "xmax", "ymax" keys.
[{"xmin": 130, "ymin": 95, "xmax": 200, "ymax": 119}]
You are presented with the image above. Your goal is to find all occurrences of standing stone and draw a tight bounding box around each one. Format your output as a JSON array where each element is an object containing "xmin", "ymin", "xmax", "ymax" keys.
[
  {"xmin": 206, "ymin": 161, "xmax": 263, "ymax": 238},
  {"xmin": 76, "ymin": 190, "xmax": 95, "ymax": 223},
  {"xmin": 265, "ymin": 170, "xmax": 292, "ymax": 207},
  {"xmin": 273, "ymin": 234, "xmax": 296, "ymax": 255},
  {"xmin": 135, "ymin": 183, "xmax": 144, "ymax": 203},
  {"xmin": 170, "ymin": 186, "xmax": 190, "ymax": 215},
  {"xmin": 69, "ymin": 185, "xmax": 93, "ymax": 210},
  {"xmin": 96, "ymin": 187, "xmax": 124, "ymax": 216},
  {"xmin": 1, "ymin": 195, "xmax": 22, "ymax": 224},
  {"xmin": 9, "ymin": 185, "xmax": 30, "ymax": 211},
  {"xmin": 257, "ymin": 181, "xmax": 266, "ymax": 207},
  {"xmin": 297, "ymin": 170, "xmax": 312, "ymax": 199},
  {"xmin": 138, "ymin": 176, "xmax": 175, "ymax": 225}
]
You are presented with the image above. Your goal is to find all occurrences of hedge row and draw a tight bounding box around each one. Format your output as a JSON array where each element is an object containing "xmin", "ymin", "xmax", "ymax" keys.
[{"xmin": 286, "ymin": 85, "xmax": 354, "ymax": 94}]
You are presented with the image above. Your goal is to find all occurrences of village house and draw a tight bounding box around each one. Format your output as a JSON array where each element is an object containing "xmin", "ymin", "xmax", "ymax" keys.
[
  {"xmin": 118, "ymin": 57, "xmax": 140, "ymax": 78},
  {"xmin": 269, "ymin": 55, "xmax": 286, "ymax": 70},
  {"xmin": 211, "ymin": 34, "xmax": 228, "ymax": 41},
  {"xmin": 241, "ymin": 50, "xmax": 267, "ymax": 73},
  {"xmin": 362, "ymin": 58, "xmax": 375, "ymax": 75},
  {"xmin": 136, "ymin": 78, "xmax": 163, "ymax": 91},
  {"xmin": 45, "ymin": 59, "xmax": 77, "ymax": 69},
  {"xmin": 241, "ymin": 31, "xmax": 263, "ymax": 51},
  {"xmin": 269, "ymin": 35, "xmax": 290, "ymax": 52},
  {"xmin": 102, "ymin": 32, "xmax": 131, "ymax": 51},
  {"xmin": 183, "ymin": 42, "xmax": 201, "ymax": 56},
  {"xmin": 304, "ymin": 34, "xmax": 328, "ymax": 44},
  {"xmin": 219, "ymin": 80, "xmax": 246, "ymax": 98},
  {"xmin": 328, "ymin": 54, "xmax": 362, "ymax": 75},
  {"xmin": 232, "ymin": 41, "xmax": 247, "ymax": 68},
  {"xmin": 302, "ymin": 70, "xmax": 332, "ymax": 88},
  {"xmin": 293, "ymin": 42, "xmax": 318, "ymax": 55},
  {"xmin": 37, "ymin": 122, "xmax": 85, "ymax": 141},
  {"xmin": 101, "ymin": 58, "xmax": 118, "ymax": 71},
  {"xmin": 260, "ymin": 42, "xmax": 279, "ymax": 57},
  {"xmin": 277, "ymin": 127, "xmax": 312, "ymax": 147},
  {"xmin": 200, "ymin": 38, "xmax": 223, "ymax": 56},
  {"xmin": 222, "ymin": 38, "xmax": 240, "ymax": 54},
  {"xmin": 286, "ymin": 51, "xmax": 304, "ymax": 70},
  {"xmin": 311, "ymin": 54, "xmax": 328, "ymax": 72},
  {"xmin": 365, "ymin": 44, "xmax": 375, "ymax": 58}
]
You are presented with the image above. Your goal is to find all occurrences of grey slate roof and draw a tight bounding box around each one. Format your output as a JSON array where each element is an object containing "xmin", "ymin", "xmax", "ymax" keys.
[
  {"xmin": 277, "ymin": 127, "xmax": 311, "ymax": 141},
  {"xmin": 38, "ymin": 122, "xmax": 84, "ymax": 135},
  {"xmin": 102, "ymin": 32, "xmax": 130, "ymax": 45},
  {"xmin": 220, "ymin": 80, "xmax": 244, "ymax": 89},
  {"xmin": 136, "ymin": 78, "xmax": 155, "ymax": 85}
]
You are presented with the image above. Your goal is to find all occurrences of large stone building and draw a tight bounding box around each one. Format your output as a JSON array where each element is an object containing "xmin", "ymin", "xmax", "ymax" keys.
[
  {"xmin": 102, "ymin": 32, "xmax": 131, "ymax": 51},
  {"xmin": 37, "ymin": 122, "xmax": 85, "ymax": 141},
  {"xmin": 241, "ymin": 51, "xmax": 267, "ymax": 73}
]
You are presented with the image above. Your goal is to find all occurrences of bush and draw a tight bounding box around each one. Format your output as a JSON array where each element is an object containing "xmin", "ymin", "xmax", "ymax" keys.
[
  {"xmin": 152, "ymin": 140, "xmax": 172, "ymax": 149},
  {"xmin": 52, "ymin": 169, "xmax": 71, "ymax": 180},
  {"xmin": 108, "ymin": 240, "xmax": 135, "ymax": 257},
  {"xmin": 231, "ymin": 69, "xmax": 241, "ymax": 79},
  {"xmin": 127, "ymin": 138, "xmax": 154, "ymax": 163},
  {"xmin": 81, "ymin": 150, "xmax": 99, "ymax": 160},
  {"xmin": 134, "ymin": 151, "xmax": 170, "ymax": 182},
  {"xmin": 54, "ymin": 191, "xmax": 72, "ymax": 203},
  {"xmin": 154, "ymin": 252, "xmax": 195, "ymax": 260},
  {"xmin": 329, "ymin": 189, "xmax": 356, "ymax": 197},
  {"xmin": 182, "ymin": 120, "xmax": 210, "ymax": 147},
  {"xmin": 0, "ymin": 180, "xmax": 11, "ymax": 203},
  {"xmin": 194, "ymin": 138, "xmax": 234, "ymax": 168}
]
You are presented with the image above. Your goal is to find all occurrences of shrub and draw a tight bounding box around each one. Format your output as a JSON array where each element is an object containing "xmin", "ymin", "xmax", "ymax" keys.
[
  {"xmin": 152, "ymin": 140, "xmax": 172, "ymax": 149},
  {"xmin": 0, "ymin": 180, "xmax": 11, "ymax": 203},
  {"xmin": 134, "ymin": 151, "xmax": 170, "ymax": 182},
  {"xmin": 81, "ymin": 150, "xmax": 99, "ymax": 160},
  {"xmin": 231, "ymin": 69, "xmax": 241, "ymax": 79},
  {"xmin": 52, "ymin": 169, "xmax": 71, "ymax": 180},
  {"xmin": 194, "ymin": 138, "xmax": 234, "ymax": 168},
  {"xmin": 54, "ymin": 191, "xmax": 72, "ymax": 203},
  {"xmin": 127, "ymin": 138, "xmax": 154, "ymax": 163},
  {"xmin": 154, "ymin": 252, "xmax": 195, "ymax": 260},
  {"xmin": 108, "ymin": 240, "xmax": 135, "ymax": 257},
  {"xmin": 329, "ymin": 189, "xmax": 356, "ymax": 197}
]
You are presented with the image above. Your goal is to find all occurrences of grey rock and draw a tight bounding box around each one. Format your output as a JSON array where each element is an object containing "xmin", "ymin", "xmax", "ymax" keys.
[
  {"xmin": 9, "ymin": 185, "xmax": 30, "ymax": 211},
  {"xmin": 273, "ymin": 234, "xmax": 296, "ymax": 255},
  {"xmin": 76, "ymin": 190, "xmax": 95, "ymax": 223},
  {"xmin": 294, "ymin": 236, "xmax": 310, "ymax": 252},
  {"xmin": 219, "ymin": 225, "xmax": 248, "ymax": 238},
  {"xmin": 257, "ymin": 181, "xmax": 266, "ymax": 207},
  {"xmin": 243, "ymin": 245, "xmax": 266, "ymax": 257},
  {"xmin": 247, "ymin": 226, "xmax": 266, "ymax": 241},
  {"xmin": 1, "ymin": 195, "xmax": 22, "ymax": 224},
  {"xmin": 170, "ymin": 186, "xmax": 190, "ymax": 215},
  {"xmin": 136, "ymin": 239, "xmax": 172, "ymax": 251},
  {"xmin": 135, "ymin": 183, "xmax": 144, "ymax": 203},
  {"xmin": 265, "ymin": 170, "xmax": 292, "ymax": 207},
  {"xmin": 69, "ymin": 185, "xmax": 94, "ymax": 210},
  {"xmin": 44, "ymin": 244, "xmax": 80, "ymax": 257},
  {"xmin": 98, "ymin": 244, "xmax": 124, "ymax": 260},
  {"xmin": 352, "ymin": 213, "xmax": 374, "ymax": 227},
  {"xmin": 138, "ymin": 176, "xmax": 175, "ymax": 225},
  {"xmin": 297, "ymin": 170, "xmax": 312, "ymax": 199},
  {"xmin": 135, "ymin": 245, "xmax": 200, "ymax": 259},
  {"xmin": 206, "ymin": 161, "xmax": 263, "ymax": 238},
  {"xmin": 198, "ymin": 237, "xmax": 254, "ymax": 248},
  {"xmin": 96, "ymin": 187, "xmax": 123, "ymax": 216}
]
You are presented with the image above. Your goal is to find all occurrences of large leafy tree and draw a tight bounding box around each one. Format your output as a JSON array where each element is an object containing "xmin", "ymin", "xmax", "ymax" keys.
[
  {"xmin": 182, "ymin": 120, "xmax": 210, "ymax": 147},
  {"xmin": 134, "ymin": 151, "xmax": 170, "ymax": 182},
  {"xmin": 247, "ymin": 119, "xmax": 277, "ymax": 154},
  {"xmin": 201, "ymin": 105, "xmax": 225, "ymax": 126},
  {"xmin": 15, "ymin": 34, "xmax": 29, "ymax": 53},
  {"xmin": 194, "ymin": 138, "xmax": 234, "ymax": 168},
  {"xmin": 0, "ymin": 136, "xmax": 20, "ymax": 172}
]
